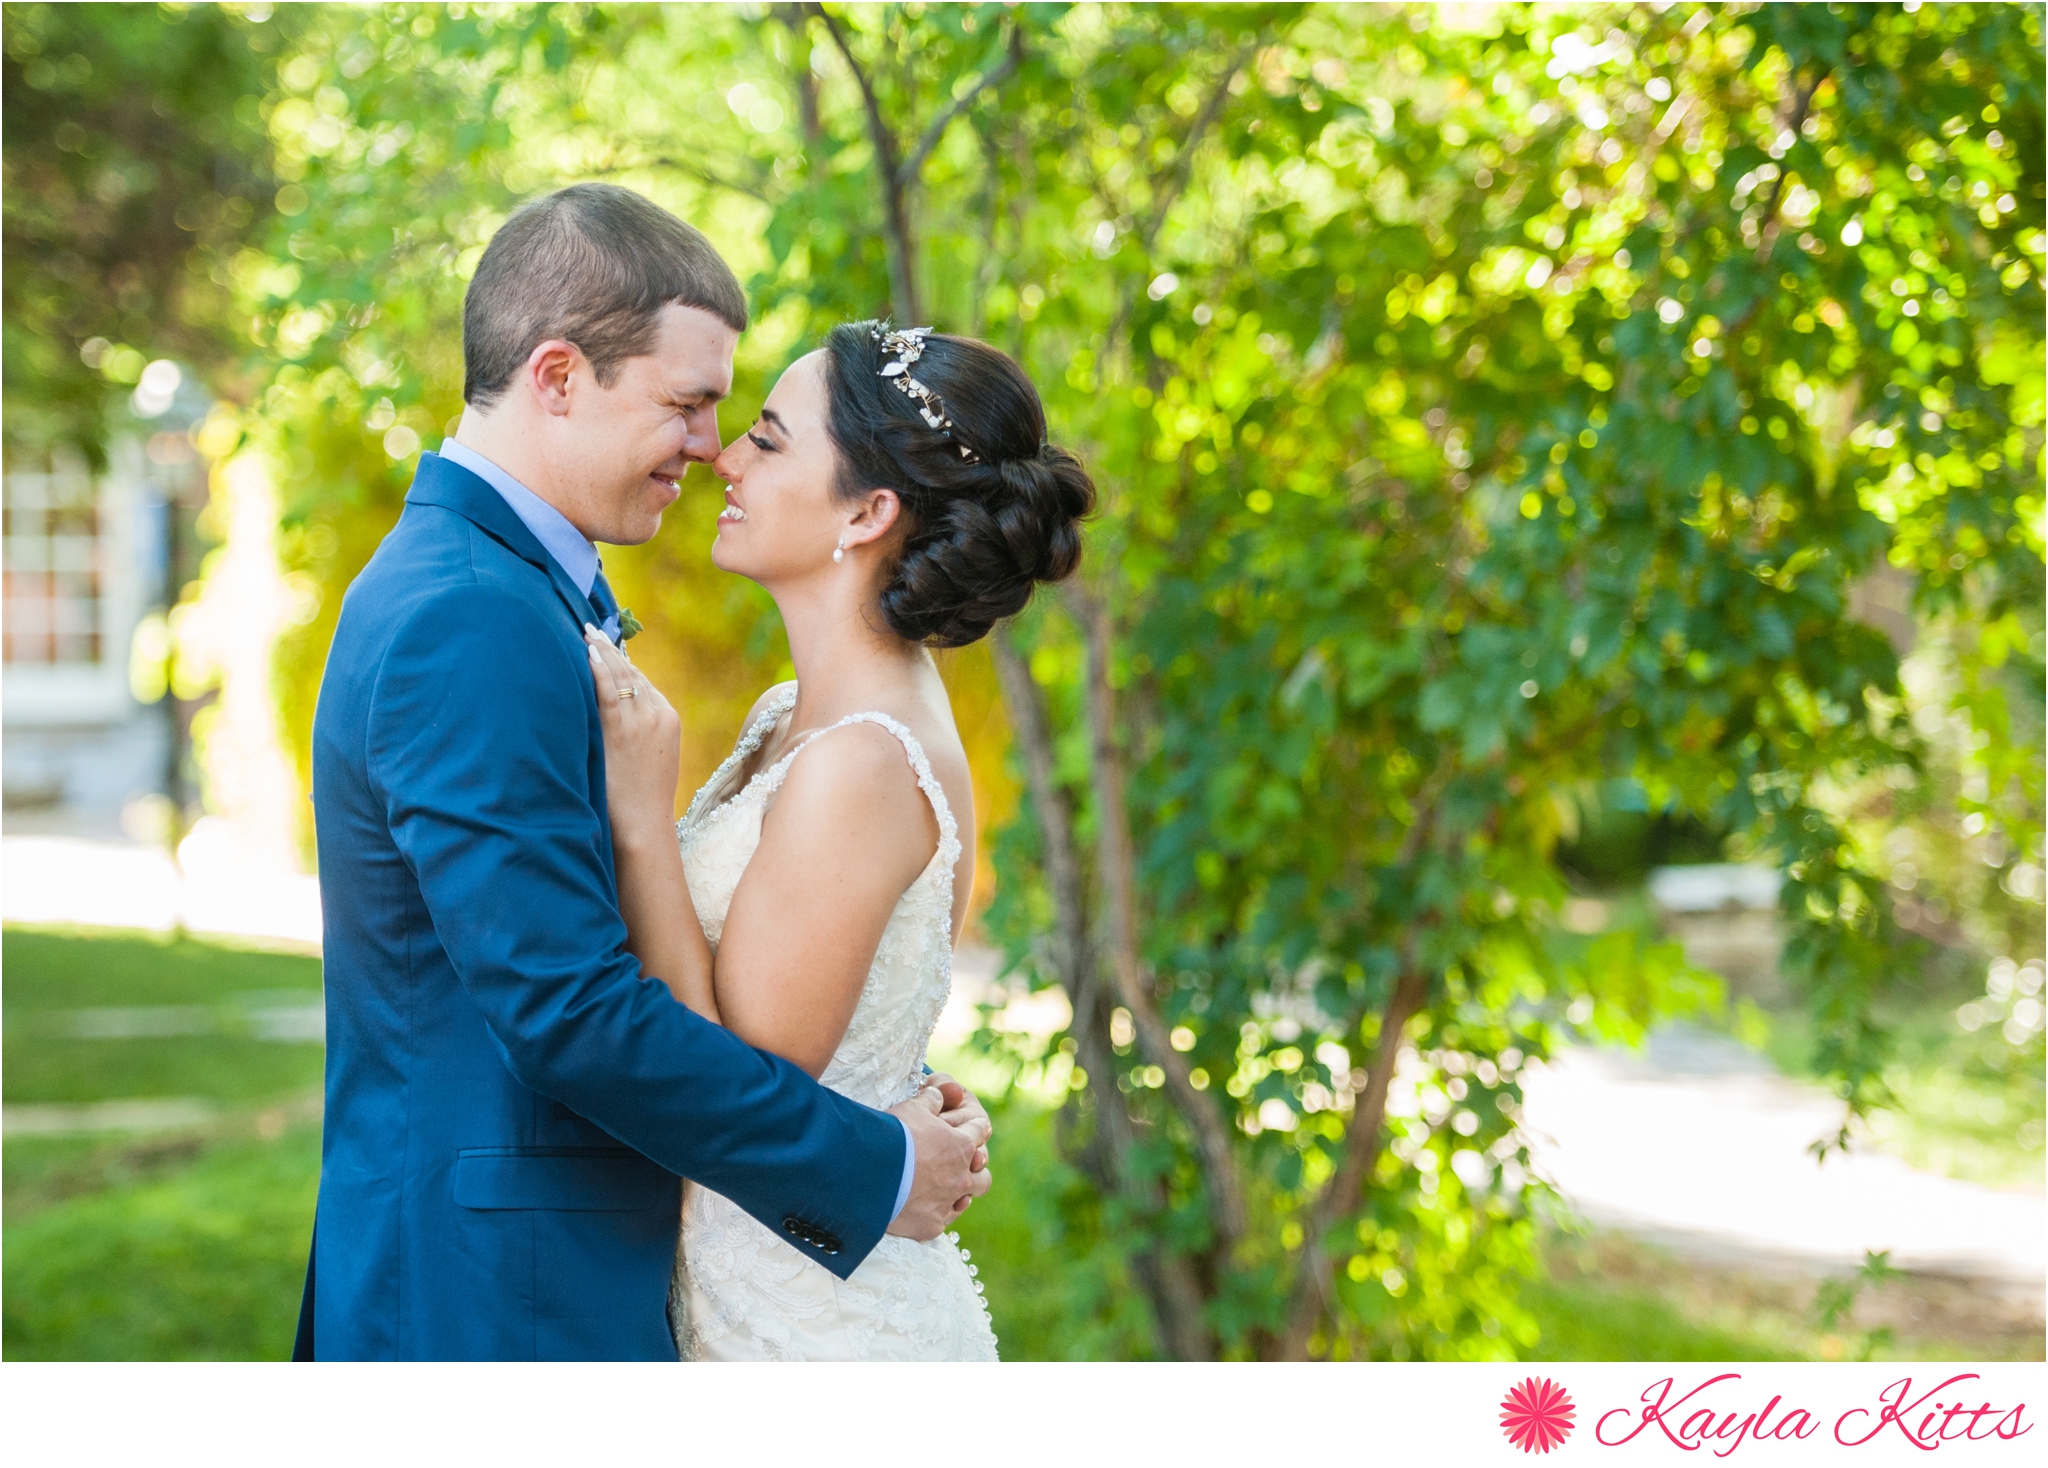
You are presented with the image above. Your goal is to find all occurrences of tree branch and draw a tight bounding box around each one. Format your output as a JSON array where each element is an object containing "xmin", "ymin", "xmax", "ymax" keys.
[
  {"xmin": 810, "ymin": 5, "xmax": 898, "ymax": 173},
  {"xmin": 991, "ymin": 632, "xmax": 1092, "ymax": 1004},
  {"xmin": 1141, "ymin": 38, "xmax": 1257, "ymax": 251},
  {"xmin": 586, "ymin": 154, "xmax": 777, "ymax": 205},
  {"xmin": 897, "ymin": 24, "xmax": 1024, "ymax": 188},
  {"xmin": 1105, "ymin": 38, "xmax": 1258, "ymax": 364},
  {"xmin": 1752, "ymin": 66, "xmax": 1830, "ymax": 268},
  {"xmin": 991, "ymin": 630, "xmax": 1113, "ymax": 1186},
  {"xmin": 809, "ymin": 2, "xmax": 921, "ymax": 320},
  {"xmin": 969, "ymin": 116, "xmax": 1004, "ymax": 337},
  {"xmin": 994, "ymin": 628, "xmax": 1211, "ymax": 1357}
]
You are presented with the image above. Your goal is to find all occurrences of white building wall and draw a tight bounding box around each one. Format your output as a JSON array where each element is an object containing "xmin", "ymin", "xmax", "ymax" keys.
[{"xmin": 2, "ymin": 437, "xmax": 169, "ymax": 837}]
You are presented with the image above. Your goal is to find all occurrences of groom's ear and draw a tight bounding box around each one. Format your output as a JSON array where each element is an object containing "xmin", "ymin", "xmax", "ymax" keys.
[{"xmin": 525, "ymin": 338, "xmax": 584, "ymax": 417}]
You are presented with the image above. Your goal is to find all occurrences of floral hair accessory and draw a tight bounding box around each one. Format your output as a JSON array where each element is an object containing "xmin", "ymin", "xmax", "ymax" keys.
[{"xmin": 870, "ymin": 324, "xmax": 980, "ymax": 462}]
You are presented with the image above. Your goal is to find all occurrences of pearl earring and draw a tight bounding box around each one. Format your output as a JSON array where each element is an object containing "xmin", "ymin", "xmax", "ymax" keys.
[{"xmin": 833, "ymin": 535, "xmax": 845, "ymax": 564}]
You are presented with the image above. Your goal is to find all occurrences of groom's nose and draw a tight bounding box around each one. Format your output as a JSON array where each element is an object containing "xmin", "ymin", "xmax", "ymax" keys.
[{"xmin": 680, "ymin": 409, "xmax": 723, "ymax": 464}]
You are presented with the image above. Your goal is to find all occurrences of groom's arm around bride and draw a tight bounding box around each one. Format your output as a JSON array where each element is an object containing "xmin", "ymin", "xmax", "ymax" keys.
[{"xmin": 295, "ymin": 183, "xmax": 986, "ymax": 1361}]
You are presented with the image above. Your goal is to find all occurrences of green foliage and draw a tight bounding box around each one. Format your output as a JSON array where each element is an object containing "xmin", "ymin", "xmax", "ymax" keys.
[
  {"xmin": 1813, "ymin": 1247, "xmax": 1903, "ymax": 1362},
  {"xmin": 1758, "ymin": 974, "xmax": 2046, "ymax": 1190},
  {"xmin": 0, "ymin": 2, "xmax": 289, "ymax": 462}
]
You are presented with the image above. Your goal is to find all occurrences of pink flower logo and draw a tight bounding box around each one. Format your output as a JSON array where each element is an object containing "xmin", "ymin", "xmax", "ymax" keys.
[{"xmin": 1501, "ymin": 1375, "xmax": 1577, "ymax": 1454}]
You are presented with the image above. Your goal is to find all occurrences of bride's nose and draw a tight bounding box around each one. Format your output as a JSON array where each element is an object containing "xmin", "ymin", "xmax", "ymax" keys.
[{"xmin": 711, "ymin": 441, "xmax": 741, "ymax": 483}]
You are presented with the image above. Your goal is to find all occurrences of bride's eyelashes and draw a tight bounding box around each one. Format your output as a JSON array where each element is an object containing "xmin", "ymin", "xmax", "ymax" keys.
[{"xmin": 747, "ymin": 427, "xmax": 776, "ymax": 452}]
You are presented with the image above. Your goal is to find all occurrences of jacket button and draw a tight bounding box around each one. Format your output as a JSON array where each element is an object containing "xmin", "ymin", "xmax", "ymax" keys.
[{"xmin": 781, "ymin": 1216, "xmax": 803, "ymax": 1237}]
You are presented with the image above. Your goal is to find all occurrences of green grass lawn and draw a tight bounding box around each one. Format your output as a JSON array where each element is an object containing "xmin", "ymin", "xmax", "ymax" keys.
[
  {"xmin": 3, "ymin": 924, "xmax": 325, "ymax": 1108},
  {"xmin": 4, "ymin": 1123, "xmax": 319, "ymax": 1360},
  {"xmin": 4, "ymin": 925, "xmax": 322, "ymax": 1360},
  {"xmin": 2, "ymin": 924, "xmax": 324, "ymax": 1010}
]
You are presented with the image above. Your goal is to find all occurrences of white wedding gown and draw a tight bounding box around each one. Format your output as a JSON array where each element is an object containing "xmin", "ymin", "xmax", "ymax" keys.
[{"xmin": 667, "ymin": 684, "xmax": 1000, "ymax": 1360}]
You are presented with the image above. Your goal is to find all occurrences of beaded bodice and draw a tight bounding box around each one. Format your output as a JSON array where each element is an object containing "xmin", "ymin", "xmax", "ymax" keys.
[{"xmin": 674, "ymin": 684, "xmax": 962, "ymax": 1109}]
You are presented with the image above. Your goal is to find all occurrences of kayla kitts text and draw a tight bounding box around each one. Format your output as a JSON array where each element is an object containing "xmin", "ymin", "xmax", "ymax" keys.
[{"xmin": 1592, "ymin": 1372, "xmax": 2032, "ymax": 1455}]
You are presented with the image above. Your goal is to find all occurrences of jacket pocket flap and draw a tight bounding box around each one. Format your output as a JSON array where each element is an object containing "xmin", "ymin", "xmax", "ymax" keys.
[{"xmin": 453, "ymin": 1148, "xmax": 671, "ymax": 1211}]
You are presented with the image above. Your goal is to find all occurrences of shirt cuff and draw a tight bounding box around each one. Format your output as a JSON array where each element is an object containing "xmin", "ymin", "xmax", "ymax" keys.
[{"xmin": 889, "ymin": 1115, "xmax": 917, "ymax": 1223}]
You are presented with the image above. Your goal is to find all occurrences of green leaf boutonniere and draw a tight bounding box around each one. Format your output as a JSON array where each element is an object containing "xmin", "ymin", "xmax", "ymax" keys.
[{"xmin": 617, "ymin": 606, "xmax": 643, "ymax": 641}]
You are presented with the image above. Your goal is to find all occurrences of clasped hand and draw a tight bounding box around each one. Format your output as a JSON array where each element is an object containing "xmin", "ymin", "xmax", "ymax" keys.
[{"xmin": 886, "ymin": 1072, "xmax": 992, "ymax": 1241}]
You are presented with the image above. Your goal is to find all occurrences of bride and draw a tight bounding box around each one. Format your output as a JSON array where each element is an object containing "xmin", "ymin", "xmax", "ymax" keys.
[{"xmin": 583, "ymin": 321, "xmax": 1094, "ymax": 1360}]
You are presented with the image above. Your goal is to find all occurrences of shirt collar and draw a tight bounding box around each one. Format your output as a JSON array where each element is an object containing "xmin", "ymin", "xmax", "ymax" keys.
[{"xmin": 437, "ymin": 438, "xmax": 600, "ymax": 597}]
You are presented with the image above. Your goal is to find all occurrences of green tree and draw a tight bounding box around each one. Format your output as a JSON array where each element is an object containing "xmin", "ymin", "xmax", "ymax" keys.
[{"xmin": 1, "ymin": 2, "xmax": 291, "ymax": 461}]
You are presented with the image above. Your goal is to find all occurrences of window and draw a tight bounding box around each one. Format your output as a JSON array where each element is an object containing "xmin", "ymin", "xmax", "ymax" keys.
[{"xmin": 4, "ymin": 451, "xmax": 105, "ymax": 667}]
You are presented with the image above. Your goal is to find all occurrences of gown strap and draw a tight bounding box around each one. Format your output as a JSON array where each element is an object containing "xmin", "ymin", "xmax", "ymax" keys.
[
  {"xmin": 762, "ymin": 711, "xmax": 958, "ymax": 852},
  {"xmin": 678, "ymin": 683, "xmax": 800, "ymax": 831}
]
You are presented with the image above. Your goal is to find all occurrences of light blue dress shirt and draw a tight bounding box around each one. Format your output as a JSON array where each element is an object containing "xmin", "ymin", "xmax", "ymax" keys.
[
  {"xmin": 435, "ymin": 438, "xmax": 919, "ymax": 1227},
  {"xmin": 436, "ymin": 440, "xmax": 615, "ymax": 638}
]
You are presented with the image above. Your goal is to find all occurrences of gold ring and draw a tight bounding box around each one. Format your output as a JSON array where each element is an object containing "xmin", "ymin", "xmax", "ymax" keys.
[{"xmin": 616, "ymin": 687, "xmax": 638, "ymax": 700}]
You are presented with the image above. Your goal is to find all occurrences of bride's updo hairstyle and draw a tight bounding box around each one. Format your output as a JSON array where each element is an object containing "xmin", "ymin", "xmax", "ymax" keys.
[{"xmin": 821, "ymin": 320, "xmax": 1094, "ymax": 648}]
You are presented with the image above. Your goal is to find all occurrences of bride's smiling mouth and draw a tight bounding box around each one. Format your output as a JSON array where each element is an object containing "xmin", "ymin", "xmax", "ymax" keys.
[{"xmin": 718, "ymin": 492, "xmax": 746, "ymax": 523}]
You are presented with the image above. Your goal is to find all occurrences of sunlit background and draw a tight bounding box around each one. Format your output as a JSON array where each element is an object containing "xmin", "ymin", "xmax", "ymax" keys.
[{"xmin": 3, "ymin": 2, "xmax": 2042, "ymax": 1361}]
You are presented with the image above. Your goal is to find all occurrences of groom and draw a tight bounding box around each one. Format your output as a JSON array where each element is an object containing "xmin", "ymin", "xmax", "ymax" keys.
[{"xmin": 294, "ymin": 183, "xmax": 989, "ymax": 1360}]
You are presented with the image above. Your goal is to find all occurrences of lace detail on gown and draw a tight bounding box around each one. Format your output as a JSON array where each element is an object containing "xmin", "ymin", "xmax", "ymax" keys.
[{"xmin": 667, "ymin": 685, "xmax": 998, "ymax": 1360}]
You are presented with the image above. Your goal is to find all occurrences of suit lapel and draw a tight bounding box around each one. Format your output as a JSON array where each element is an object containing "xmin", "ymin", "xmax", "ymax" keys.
[
  {"xmin": 405, "ymin": 453, "xmax": 600, "ymax": 632},
  {"xmin": 533, "ymin": 548, "xmax": 603, "ymax": 638}
]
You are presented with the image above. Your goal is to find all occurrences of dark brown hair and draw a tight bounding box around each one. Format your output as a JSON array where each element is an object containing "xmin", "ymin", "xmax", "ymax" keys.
[
  {"xmin": 462, "ymin": 183, "xmax": 748, "ymax": 407},
  {"xmin": 821, "ymin": 321, "xmax": 1094, "ymax": 648}
]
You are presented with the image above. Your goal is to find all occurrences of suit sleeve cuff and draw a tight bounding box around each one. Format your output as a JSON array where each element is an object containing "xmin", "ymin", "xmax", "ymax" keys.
[{"xmin": 889, "ymin": 1115, "xmax": 916, "ymax": 1223}]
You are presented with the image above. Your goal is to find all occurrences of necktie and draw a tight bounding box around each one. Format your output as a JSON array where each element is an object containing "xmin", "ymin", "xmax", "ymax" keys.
[{"xmin": 588, "ymin": 567, "xmax": 623, "ymax": 646}]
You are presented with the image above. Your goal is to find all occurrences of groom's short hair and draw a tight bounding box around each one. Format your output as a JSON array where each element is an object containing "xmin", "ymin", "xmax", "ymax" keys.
[{"xmin": 462, "ymin": 183, "xmax": 749, "ymax": 407}]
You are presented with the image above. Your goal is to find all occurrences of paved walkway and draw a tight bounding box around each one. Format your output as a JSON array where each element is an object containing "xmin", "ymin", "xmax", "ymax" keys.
[
  {"xmin": 2, "ymin": 831, "xmax": 321, "ymax": 949},
  {"xmin": 1517, "ymin": 1026, "xmax": 2044, "ymax": 1303},
  {"xmin": 6, "ymin": 834, "xmax": 2041, "ymax": 1315}
]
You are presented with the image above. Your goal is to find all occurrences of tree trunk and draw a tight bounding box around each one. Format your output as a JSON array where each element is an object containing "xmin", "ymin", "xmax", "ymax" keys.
[
  {"xmin": 990, "ymin": 635, "xmax": 1089, "ymax": 996},
  {"xmin": 993, "ymin": 628, "xmax": 1214, "ymax": 1357},
  {"xmin": 992, "ymin": 630, "xmax": 1122, "ymax": 1191},
  {"xmin": 1272, "ymin": 963, "xmax": 1431, "ymax": 1359},
  {"xmin": 773, "ymin": 5, "xmax": 823, "ymax": 150},
  {"xmin": 1075, "ymin": 587, "xmax": 1247, "ymax": 1253}
]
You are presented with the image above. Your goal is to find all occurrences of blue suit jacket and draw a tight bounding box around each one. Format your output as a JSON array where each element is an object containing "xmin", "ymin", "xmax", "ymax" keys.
[{"xmin": 293, "ymin": 452, "xmax": 904, "ymax": 1360}]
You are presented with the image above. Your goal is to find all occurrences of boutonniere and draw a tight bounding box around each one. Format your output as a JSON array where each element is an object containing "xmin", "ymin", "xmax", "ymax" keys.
[{"xmin": 617, "ymin": 606, "xmax": 643, "ymax": 641}]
